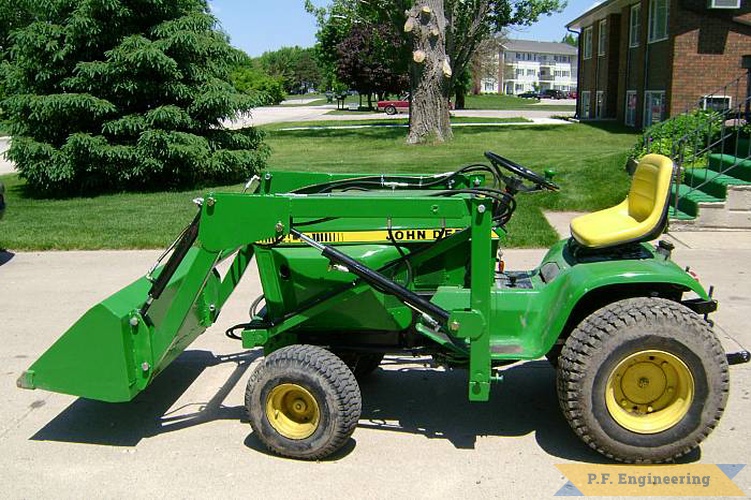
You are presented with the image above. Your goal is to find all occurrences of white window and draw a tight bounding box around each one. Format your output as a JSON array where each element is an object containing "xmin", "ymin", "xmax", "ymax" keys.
[
  {"xmin": 583, "ymin": 27, "xmax": 593, "ymax": 59},
  {"xmin": 526, "ymin": 69, "xmax": 536, "ymax": 76},
  {"xmin": 702, "ymin": 95, "xmax": 731, "ymax": 112},
  {"xmin": 596, "ymin": 91, "xmax": 606, "ymax": 118},
  {"xmin": 581, "ymin": 91, "xmax": 591, "ymax": 118},
  {"xmin": 516, "ymin": 68, "xmax": 524, "ymax": 78},
  {"xmin": 648, "ymin": 0, "xmax": 668, "ymax": 43},
  {"xmin": 598, "ymin": 20, "xmax": 607, "ymax": 56},
  {"xmin": 630, "ymin": 4, "xmax": 641, "ymax": 47},
  {"xmin": 625, "ymin": 91, "xmax": 637, "ymax": 126},
  {"xmin": 644, "ymin": 91, "xmax": 666, "ymax": 126}
]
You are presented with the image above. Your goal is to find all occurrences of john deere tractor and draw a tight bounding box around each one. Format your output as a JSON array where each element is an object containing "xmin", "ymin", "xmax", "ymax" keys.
[{"xmin": 19, "ymin": 152, "xmax": 749, "ymax": 462}]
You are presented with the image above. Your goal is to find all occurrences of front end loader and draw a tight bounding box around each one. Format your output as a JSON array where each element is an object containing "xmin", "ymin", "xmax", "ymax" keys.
[{"xmin": 19, "ymin": 152, "xmax": 749, "ymax": 462}]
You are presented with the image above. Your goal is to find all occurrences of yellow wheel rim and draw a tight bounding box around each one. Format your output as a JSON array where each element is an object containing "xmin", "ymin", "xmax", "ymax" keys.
[
  {"xmin": 605, "ymin": 350, "xmax": 694, "ymax": 434},
  {"xmin": 265, "ymin": 383, "xmax": 321, "ymax": 440}
]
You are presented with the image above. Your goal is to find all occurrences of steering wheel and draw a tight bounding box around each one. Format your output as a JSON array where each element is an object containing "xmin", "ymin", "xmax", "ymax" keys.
[{"xmin": 484, "ymin": 151, "xmax": 559, "ymax": 191}]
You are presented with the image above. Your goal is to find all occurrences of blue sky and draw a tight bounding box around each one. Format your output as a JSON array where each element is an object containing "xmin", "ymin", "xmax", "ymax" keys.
[{"xmin": 208, "ymin": 0, "xmax": 601, "ymax": 57}]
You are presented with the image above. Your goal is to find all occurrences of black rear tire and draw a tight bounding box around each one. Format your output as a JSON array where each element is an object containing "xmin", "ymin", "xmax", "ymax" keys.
[
  {"xmin": 557, "ymin": 297, "xmax": 728, "ymax": 463},
  {"xmin": 246, "ymin": 344, "xmax": 362, "ymax": 460}
]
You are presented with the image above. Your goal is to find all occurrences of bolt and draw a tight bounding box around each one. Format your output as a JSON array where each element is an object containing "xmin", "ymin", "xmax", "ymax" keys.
[
  {"xmin": 638, "ymin": 377, "xmax": 650, "ymax": 388},
  {"xmin": 141, "ymin": 362, "xmax": 150, "ymax": 372},
  {"xmin": 477, "ymin": 204, "xmax": 487, "ymax": 214},
  {"xmin": 209, "ymin": 304, "xmax": 216, "ymax": 312},
  {"xmin": 667, "ymin": 387, "xmax": 674, "ymax": 393},
  {"xmin": 206, "ymin": 197, "xmax": 216, "ymax": 207},
  {"xmin": 647, "ymin": 406, "xmax": 654, "ymax": 413},
  {"xmin": 662, "ymin": 361, "xmax": 669, "ymax": 368},
  {"xmin": 129, "ymin": 316, "xmax": 139, "ymax": 327},
  {"xmin": 449, "ymin": 321, "xmax": 460, "ymax": 331},
  {"xmin": 621, "ymin": 399, "xmax": 628, "ymax": 407},
  {"xmin": 264, "ymin": 172, "xmax": 272, "ymax": 180},
  {"xmin": 275, "ymin": 222, "xmax": 284, "ymax": 233},
  {"xmin": 474, "ymin": 178, "xmax": 482, "ymax": 187}
]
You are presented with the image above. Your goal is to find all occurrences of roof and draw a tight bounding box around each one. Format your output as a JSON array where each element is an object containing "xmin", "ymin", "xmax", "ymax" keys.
[
  {"xmin": 567, "ymin": 0, "xmax": 631, "ymax": 31},
  {"xmin": 501, "ymin": 39, "xmax": 578, "ymax": 55}
]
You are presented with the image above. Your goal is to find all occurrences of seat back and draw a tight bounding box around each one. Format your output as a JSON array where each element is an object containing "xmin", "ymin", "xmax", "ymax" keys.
[{"xmin": 628, "ymin": 154, "xmax": 674, "ymax": 224}]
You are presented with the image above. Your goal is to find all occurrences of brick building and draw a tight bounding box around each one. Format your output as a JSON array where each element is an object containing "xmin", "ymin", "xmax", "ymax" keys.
[{"xmin": 567, "ymin": 0, "xmax": 751, "ymax": 127}]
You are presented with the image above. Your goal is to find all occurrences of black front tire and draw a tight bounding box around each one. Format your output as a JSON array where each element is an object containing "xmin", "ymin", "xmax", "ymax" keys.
[
  {"xmin": 246, "ymin": 344, "xmax": 362, "ymax": 460},
  {"xmin": 557, "ymin": 297, "xmax": 729, "ymax": 463},
  {"xmin": 384, "ymin": 105, "xmax": 397, "ymax": 115},
  {"xmin": 332, "ymin": 351, "xmax": 384, "ymax": 379}
]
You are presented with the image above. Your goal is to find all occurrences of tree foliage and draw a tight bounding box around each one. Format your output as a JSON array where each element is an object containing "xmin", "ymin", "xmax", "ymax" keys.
[
  {"xmin": 308, "ymin": 0, "xmax": 563, "ymax": 142},
  {"xmin": 335, "ymin": 23, "xmax": 408, "ymax": 102},
  {"xmin": 561, "ymin": 32, "xmax": 578, "ymax": 47},
  {"xmin": 230, "ymin": 50, "xmax": 286, "ymax": 105},
  {"xmin": 257, "ymin": 46, "xmax": 322, "ymax": 94},
  {"xmin": 2, "ymin": 0, "xmax": 268, "ymax": 195}
]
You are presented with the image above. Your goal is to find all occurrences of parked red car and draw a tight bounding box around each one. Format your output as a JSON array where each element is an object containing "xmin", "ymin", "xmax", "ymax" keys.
[
  {"xmin": 376, "ymin": 95, "xmax": 410, "ymax": 115},
  {"xmin": 376, "ymin": 94, "xmax": 454, "ymax": 114}
]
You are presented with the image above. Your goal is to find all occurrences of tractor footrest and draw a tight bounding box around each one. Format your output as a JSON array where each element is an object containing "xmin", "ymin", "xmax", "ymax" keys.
[{"xmin": 727, "ymin": 350, "xmax": 750, "ymax": 365}]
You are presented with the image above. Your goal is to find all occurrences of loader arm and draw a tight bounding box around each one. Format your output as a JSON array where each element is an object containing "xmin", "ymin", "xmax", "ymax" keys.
[{"xmin": 19, "ymin": 191, "xmax": 496, "ymax": 402}]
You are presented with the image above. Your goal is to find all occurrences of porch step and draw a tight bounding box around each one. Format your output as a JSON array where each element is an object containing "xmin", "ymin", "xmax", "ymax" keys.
[
  {"xmin": 683, "ymin": 168, "xmax": 751, "ymax": 199},
  {"xmin": 668, "ymin": 206, "xmax": 695, "ymax": 221},
  {"xmin": 707, "ymin": 154, "xmax": 751, "ymax": 182},
  {"xmin": 670, "ymin": 184, "xmax": 724, "ymax": 218}
]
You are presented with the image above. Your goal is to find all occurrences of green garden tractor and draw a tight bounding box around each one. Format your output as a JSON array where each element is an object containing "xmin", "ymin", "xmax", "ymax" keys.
[{"xmin": 18, "ymin": 152, "xmax": 749, "ymax": 462}]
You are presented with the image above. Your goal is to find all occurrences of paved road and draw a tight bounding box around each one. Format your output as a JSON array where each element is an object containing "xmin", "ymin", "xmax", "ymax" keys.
[
  {"xmin": 0, "ymin": 227, "xmax": 749, "ymax": 498},
  {"xmin": 0, "ymin": 137, "xmax": 11, "ymax": 175}
]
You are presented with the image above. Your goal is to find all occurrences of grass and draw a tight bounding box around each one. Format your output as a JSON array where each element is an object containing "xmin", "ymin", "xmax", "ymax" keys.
[
  {"xmin": 0, "ymin": 120, "xmax": 10, "ymax": 136},
  {"xmin": 464, "ymin": 94, "xmax": 575, "ymax": 112},
  {"xmin": 268, "ymin": 116, "xmax": 531, "ymax": 129},
  {"xmin": 0, "ymin": 122, "xmax": 639, "ymax": 250}
]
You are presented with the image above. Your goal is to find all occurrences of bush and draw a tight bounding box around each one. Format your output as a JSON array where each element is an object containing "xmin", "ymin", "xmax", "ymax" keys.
[
  {"xmin": 630, "ymin": 109, "xmax": 723, "ymax": 167},
  {"xmin": 2, "ymin": 0, "xmax": 268, "ymax": 196},
  {"xmin": 231, "ymin": 66, "xmax": 287, "ymax": 105}
]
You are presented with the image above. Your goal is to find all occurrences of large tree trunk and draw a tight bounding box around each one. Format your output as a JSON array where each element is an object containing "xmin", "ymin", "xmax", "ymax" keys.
[{"xmin": 405, "ymin": 1, "xmax": 452, "ymax": 144}]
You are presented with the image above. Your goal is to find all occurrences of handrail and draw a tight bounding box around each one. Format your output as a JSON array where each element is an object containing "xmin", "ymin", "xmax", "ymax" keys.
[{"xmin": 641, "ymin": 77, "xmax": 751, "ymax": 218}]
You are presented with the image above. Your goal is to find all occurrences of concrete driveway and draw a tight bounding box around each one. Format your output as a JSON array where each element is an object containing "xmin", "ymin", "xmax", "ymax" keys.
[{"xmin": 0, "ymin": 229, "xmax": 749, "ymax": 498}]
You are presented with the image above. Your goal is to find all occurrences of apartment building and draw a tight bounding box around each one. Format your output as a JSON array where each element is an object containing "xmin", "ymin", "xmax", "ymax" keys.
[
  {"xmin": 479, "ymin": 40, "xmax": 578, "ymax": 95},
  {"xmin": 567, "ymin": 0, "xmax": 751, "ymax": 127}
]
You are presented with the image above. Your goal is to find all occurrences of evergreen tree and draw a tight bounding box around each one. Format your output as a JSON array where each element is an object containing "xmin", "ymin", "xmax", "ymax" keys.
[{"xmin": 2, "ymin": 0, "xmax": 268, "ymax": 195}]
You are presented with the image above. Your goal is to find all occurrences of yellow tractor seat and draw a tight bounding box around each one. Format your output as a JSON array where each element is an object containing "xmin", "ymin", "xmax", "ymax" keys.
[{"xmin": 570, "ymin": 154, "xmax": 674, "ymax": 249}]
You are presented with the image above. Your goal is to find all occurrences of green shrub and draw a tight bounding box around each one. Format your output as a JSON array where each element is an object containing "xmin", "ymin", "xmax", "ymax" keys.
[
  {"xmin": 2, "ymin": 0, "xmax": 268, "ymax": 196},
  {"xmin": 630, "ymin": 109, "xmax": 723, "ymax": 167}
]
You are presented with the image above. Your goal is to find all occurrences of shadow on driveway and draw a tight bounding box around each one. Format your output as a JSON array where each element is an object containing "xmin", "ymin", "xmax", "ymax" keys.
[{"xmin": 30, "ymin": 350, "xmax": 258, "ymax": 446}]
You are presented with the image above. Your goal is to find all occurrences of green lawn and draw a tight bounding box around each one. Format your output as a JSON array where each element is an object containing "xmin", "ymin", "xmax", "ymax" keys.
[
  {"xmin": 267, "ymin": 116, "xmax": 531, "ymax": 129},
  {"xmin": 0, "ymin": 122, "xmax": 638, "ymax": 250},
  {"xmin": 464, "ymin": 94, "xmax": 575, "ymax": 112}
]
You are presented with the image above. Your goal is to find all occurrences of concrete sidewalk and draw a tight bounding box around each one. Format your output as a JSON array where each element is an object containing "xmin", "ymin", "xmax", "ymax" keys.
[{"xmin": 0, "ymin": 229, "xmax": 749, "ymax": 498}]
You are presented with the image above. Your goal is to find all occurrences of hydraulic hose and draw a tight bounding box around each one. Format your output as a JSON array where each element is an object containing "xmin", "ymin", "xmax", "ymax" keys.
[{"xmin": 140, "ymin": 211, "xmax": 201, "ymax": 316}]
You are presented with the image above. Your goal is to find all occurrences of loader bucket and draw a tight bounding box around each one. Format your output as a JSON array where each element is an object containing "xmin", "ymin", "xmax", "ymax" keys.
[{"xmin": 17, "ymin": 247, "xmax": 221, "ymax": 403}]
